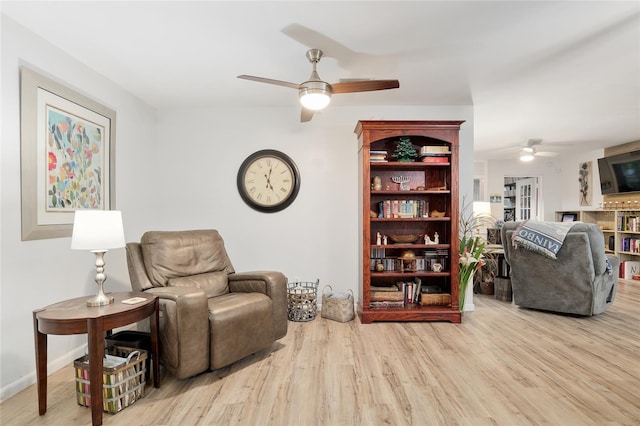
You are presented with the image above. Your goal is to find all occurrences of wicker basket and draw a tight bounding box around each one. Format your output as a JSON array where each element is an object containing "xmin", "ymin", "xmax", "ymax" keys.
[
  {"xmin": 74, "ymin": 345, "xmax": 147, "ymax": 414},
  {"xmin": 494, "ymin": 277, "xmax": 512, "ymax": 302},
  {"xmin": 419, "ymin": 293, "xmax": 451, "ymax": 306},
  {"xmin": 321, "ymin": 285, "xmax": 355, "ymax": 323},
  {"xmin": 287, "ymin": 280, "xmax": 319, "ymax": 322}
]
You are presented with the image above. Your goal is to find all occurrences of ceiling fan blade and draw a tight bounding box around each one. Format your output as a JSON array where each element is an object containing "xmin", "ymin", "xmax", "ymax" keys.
[
  {"xmin": 330, "ymin": 80, "xmax": 399, "ymax": 94},
  {"xmin": 536, "ymin": 151, "xmax": 559, "ymax": 157},
  {"xmin": 237, "ymin": 75, "xmax": 300, "ymax": 90},
  {"xmin": 301, "ymin": 108, "xmax": 314, "ymax": 122}
]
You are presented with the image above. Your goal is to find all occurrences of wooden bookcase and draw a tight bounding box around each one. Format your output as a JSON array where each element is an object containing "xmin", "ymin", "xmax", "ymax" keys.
[{"xmin": 355, "ymin": 120, "xmax": 464, "ymax": 324}]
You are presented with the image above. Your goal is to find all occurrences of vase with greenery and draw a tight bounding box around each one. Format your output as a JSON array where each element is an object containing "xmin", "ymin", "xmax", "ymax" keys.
[{"xmin": 458, "ymin": 199, "xmax": 497, "ymax": 311}]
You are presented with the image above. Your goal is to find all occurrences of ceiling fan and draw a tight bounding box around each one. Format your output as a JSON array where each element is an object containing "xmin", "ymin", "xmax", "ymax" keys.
[
  {"xmin": 516, "ymin": 139, "xmax": 562, "ymax": 161},
  {"xmin": 237, "ymin": 49, "xmax": 400, "ymax": 122}
]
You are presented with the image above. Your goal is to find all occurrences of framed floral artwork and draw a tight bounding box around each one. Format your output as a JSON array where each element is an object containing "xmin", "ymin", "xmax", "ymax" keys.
[
  {"xmin": 579, "ymin": 161, "xmax": 592, "ymax": 206},
  {"xmin": 20, "ymin": 66, "xmax": 116, "ymax": 240}
]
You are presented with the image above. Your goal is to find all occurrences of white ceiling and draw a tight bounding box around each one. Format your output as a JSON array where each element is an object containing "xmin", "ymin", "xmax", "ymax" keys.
[{"xmin": 2, "ymin": 1, "xmax": 639, "ymax": 159}]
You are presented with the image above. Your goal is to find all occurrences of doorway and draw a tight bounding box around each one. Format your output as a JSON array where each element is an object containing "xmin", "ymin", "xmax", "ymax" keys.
[{"xmin": 504, "ymin": 176, "xmax": 541, "ymax": 221}]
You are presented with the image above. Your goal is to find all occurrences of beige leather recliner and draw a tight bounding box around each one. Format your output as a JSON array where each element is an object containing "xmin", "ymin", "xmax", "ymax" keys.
[{"xmin": 126, "ymin": 229, "xmax": 288, "ymax": 379}]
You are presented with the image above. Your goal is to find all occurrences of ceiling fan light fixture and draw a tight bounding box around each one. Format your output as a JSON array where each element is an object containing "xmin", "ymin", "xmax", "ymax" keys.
[
  {"xmin": 520, "ymin": 150, "xmax": 535, "ymax": 162},
  {"xmin": 299, "ymin": 81, "xmax": 331, "ymax": 110}
]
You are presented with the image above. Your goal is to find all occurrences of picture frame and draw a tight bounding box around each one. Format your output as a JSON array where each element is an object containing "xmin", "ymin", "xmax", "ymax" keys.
[
  {"xmin": 562, "ymin": 213, "xmax": 577, "ymax": 222},
  {"xmin": 20, "ymin": 65, "xmax": 116, "ymax": 241}
]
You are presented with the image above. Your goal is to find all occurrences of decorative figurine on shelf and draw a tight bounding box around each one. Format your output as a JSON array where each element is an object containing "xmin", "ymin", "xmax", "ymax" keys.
[
  {"xmin": 424, "ymin": 233, "xmax": 438, "ymax": 245},
  {"xmin": 382, "ymin": 235, "xmax": 388, "ymax": 245},
  {"xmin": 376, "ymin": 232, "xmax": 382, "ymax": 245},
  {"xmin": 372, "ymin": 176, "xmax": 382, "ymax": 191},
  {"xmin": 391, "ymin": 137, "xmax": 418, "ymax": 162},
  {"xmin": 391, "ymin": 175, "xmax": 411, "ymax": 191}
]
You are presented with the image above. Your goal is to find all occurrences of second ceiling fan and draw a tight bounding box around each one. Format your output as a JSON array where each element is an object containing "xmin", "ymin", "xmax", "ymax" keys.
[{"xmin": 238, "ymin": 49, "xmax": 400, "ymax": 122}]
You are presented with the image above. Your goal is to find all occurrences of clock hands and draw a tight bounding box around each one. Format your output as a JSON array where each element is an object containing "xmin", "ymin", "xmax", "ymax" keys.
[{"xmin": 265, "ymin": 167, "xmax": 275, "ymax": 192}]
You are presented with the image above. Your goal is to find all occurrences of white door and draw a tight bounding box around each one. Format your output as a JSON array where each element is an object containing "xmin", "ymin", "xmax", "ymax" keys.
[{"xmin": 515, "ymin": 177, "xmax": 539, "ymax": 220}]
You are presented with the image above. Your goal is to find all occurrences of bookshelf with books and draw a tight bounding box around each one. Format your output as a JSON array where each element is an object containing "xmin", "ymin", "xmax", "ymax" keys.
[
  {"xmin": 355, "ymin": 120, "xmax": 463, "ymax": 323},
  {"xmin": 555, "ymin": 208, "xmax": 640, "ymax": 280}
]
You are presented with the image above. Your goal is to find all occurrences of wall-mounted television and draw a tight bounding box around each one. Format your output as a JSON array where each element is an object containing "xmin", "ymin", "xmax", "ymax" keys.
[{"xmin": 597, "ymin": 151, "xmax": 640, "ymax": 195}]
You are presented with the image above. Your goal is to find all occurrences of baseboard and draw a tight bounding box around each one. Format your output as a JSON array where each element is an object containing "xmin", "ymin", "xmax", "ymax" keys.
[{"xmin": 0, "ymin": 345, "xmax": 86, "ymax": 403}]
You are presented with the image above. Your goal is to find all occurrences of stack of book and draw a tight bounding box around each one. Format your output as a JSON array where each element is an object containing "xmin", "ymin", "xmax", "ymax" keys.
[
  {"xmin": 418, "ymin": 145, "xmax": 450, "ymax": 163},
  {"xmin": 370, "ymin": 150, "xmax": 388, "ymax": 162},
  {"xmin": 370, "ymin": 284, "xmax": 404, "ymax": 307},
  {"xmin": 369, "ymin": 280, "xmax": 422, "ymax": 306}
]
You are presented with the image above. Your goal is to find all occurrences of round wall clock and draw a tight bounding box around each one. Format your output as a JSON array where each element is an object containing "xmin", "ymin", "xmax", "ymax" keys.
[{"xmin": 237, "ymin": 149, "xmax": 301, "ymax": 213}]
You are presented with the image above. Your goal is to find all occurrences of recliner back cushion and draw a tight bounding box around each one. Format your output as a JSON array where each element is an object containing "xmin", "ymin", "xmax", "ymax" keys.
[
  {"xmin": 169, "ymin": 271, "xmax": 230, "ymax": 298},
  {"xmin": 140, "ymin": 229, "xmax": 235, "ymax": 287}
]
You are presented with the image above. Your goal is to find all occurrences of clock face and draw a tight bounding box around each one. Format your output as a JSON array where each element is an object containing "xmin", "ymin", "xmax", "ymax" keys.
[{"xmin": 237, "ymin": 150, "xmax": 300, "ymax": 213}]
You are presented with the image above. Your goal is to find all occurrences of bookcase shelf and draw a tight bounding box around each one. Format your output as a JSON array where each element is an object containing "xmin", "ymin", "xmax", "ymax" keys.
[
  {"xmin": 356, "ymin": 120, "xmax": 464, "ymax": 324},
  {"xmin": 556, "ymin": 209, "xmax": 640, "ymax": 279}
]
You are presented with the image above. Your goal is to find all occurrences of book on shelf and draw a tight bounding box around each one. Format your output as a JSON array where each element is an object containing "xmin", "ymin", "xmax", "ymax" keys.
[
  {"xmin": 621, "ymin": 237, "xmax": 640, "ymax": 253},
  {"xmin": 620, "ymin": 260, "xmax": 640, "ymax": 279},
  {"xmin": 370, "ymin": 248, "xmax": 386, "ymax": 257},
  {"xmin": 421, "ymin": 145, "xmax": 449, "ymax": 154},
  {"xmin": 618, "ymin": 214, "xmax": 640, "ymax": 232},
  {"xmin": 370, "ymin": 150, "xmax": 388, "ymax": 162},
  {"xmin": 370, "ymin": 284, "xmax": 403, "ymax": 302},
  {"xmin": 398, "ymin": 279, "xmax": 422, "ymax": 304},
  {"xmin": 377, "ymin": 199, "xmax": 428, "ymax": 218},
  {"xmin": 370, "ymin": 300, "xmax": 404, "ymax": 308},
  {"xmin": 421, "ymin": 156, "xmax": 448, "ymax": 163},
  {"xmin": 370, "ymin": 285, "xmax": 400, "ymax": 292}
]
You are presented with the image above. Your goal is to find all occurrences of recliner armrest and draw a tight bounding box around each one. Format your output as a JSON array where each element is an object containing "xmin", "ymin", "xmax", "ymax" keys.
[
  {"xmin": 605, "ymin": 254, "xmax": 621, "ymax": 276},
  {"xmin": 229, "ymin": 271, "xmax": 284, "ymax": 295},
  {"xmin": 228, "ymin": 271, "xmax": 287, "ymax": 340},
  {"xmin": 143, "ymin": 286, "xmax": 209, "ymax": 379}
]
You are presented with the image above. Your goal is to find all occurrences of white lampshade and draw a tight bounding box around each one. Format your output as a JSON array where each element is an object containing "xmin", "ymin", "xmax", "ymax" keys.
[
  {"xmin": 71, "ymin": 210, "xmax": 125, "ymax": 251},
  {"xmin": 299, "ymin": 81, "xmax": 331, "ymax": 110},
  {"xmin": 473, "ymin": 201, "xmax": 492, "ymax": 216}
]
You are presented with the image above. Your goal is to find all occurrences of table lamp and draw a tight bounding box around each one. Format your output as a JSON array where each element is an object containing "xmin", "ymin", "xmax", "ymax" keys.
[{"xmin": 71, "ymin": 210, "xmax": 125, "ymax": 307}]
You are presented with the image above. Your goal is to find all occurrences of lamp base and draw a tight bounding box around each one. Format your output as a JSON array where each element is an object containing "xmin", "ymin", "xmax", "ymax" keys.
[
  {"xmin": 87, "ymin": 292, "xmax": 114, "ymax": 307},
  {"xmin": 87, "ymin": 250, "xmax": 114, "ymax": 307}
]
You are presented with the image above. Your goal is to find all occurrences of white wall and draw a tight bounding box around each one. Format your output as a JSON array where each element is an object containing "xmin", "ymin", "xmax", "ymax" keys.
[
  {"xmin": 154, "ymin": 106, "xmax": 474, "ymax": 290},
  {"xmin": 0, "ymin": 16, "xmax": 474, "ymax": 400},
  {"xmin": 0, "ymin": 16, "xmax": 158, "ymax": 401},
  {"xmin": 555, "ymin": 148, "xmax": 605, "ymax": 211},
  {"xmin": 486, "ymin": 148, "xmax": 606, "ymax": 221}
]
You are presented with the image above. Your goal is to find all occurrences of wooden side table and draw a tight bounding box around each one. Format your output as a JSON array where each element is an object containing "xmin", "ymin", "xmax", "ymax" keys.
[{"xmin": 33, "ymin": 292, "xmax": 160, "ymax": 426}]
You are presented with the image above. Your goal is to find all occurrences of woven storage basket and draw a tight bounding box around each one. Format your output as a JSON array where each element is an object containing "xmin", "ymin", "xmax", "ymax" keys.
[
  {"xmin": 74, "ymin": 345, "xmax": 147, "ymax": 414},
  {"xmin": 419, "ymin": 293, "xmax": 451, "ymax": 306},
  {"xmin": 321, "ymin": 285, "xmax": 355, "ymax": 323}
]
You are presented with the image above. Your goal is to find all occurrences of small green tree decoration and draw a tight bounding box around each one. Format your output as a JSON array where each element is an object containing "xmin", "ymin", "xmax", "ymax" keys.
[{"xmin": 391, "ymin": 137, "xmax": 418, "ymax": 162}]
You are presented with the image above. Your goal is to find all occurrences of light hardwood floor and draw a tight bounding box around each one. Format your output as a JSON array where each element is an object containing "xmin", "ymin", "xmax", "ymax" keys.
[{"xmin": 2, "ymin": 281, "xmax": 639, "ymax": 426}]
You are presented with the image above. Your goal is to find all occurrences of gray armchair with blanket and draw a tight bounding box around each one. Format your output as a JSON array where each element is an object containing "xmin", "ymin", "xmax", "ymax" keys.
[
  {"xmin": 126, "ymin": 229, "xmax": 288, "ymax": 379},
  {"xmin": 501, "ymin": 221, "xmax": 619, "ymax": 316}
]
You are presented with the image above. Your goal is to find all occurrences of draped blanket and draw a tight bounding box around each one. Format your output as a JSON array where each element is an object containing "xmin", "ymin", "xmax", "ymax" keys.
[{"xmin": 511, "ymin": 220, "xmax": 577, "ymax": 259}]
